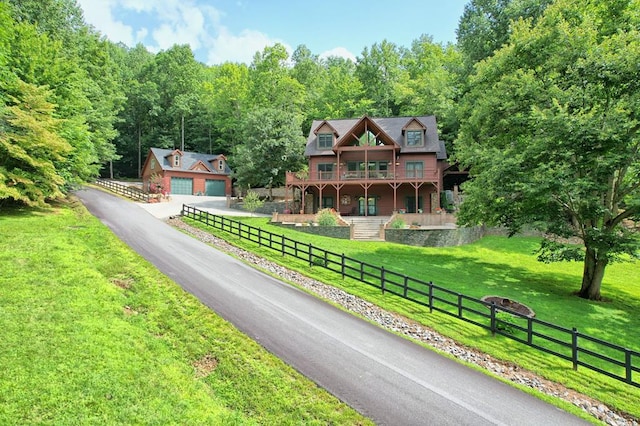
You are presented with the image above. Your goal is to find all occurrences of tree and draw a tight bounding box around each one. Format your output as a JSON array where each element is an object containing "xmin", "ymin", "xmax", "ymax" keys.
[
  {"xmin": 455, "ymin": 0, "xmax": 640, "ymax": 300},
  {"xmin": 456, "ymin": 0, "xmax": 552, "ymax": 74},
  {"xmin": 232, "ymin": 107, "xmax": 305, "ymax": 199},
  {"xmin": 143, "ymin": 45, "xmax": 203, "ymax": 150},
  {"xmin": 249, "ymin": 43, "xmax": 305, "ymax": 114},
  {"xmin": 315, "ymin": 56, "xmax": 372, "ymax": 121},
  {"xmin": 199, "ymin": 62, "xmax": 250, "ymax": 155},
  {"xmin": 397, "ymin": 35, "xmax": 463, "ymax": 146},
  {"xmin": 355, "ymin": 40, "xmax": 406, "ymax": 116},
  {"xmin": 0, "ymin": 79, "xmax": 72, "ymax": 206}
]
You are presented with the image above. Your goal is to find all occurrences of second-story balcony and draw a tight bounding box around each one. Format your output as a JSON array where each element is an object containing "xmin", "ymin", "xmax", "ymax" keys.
[{"xmin": 287, "ymin": 167, "xmax": 439, "ymax": 185}]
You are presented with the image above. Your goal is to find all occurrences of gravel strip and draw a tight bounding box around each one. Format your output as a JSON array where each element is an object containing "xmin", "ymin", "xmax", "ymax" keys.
[{"xmin": 168, "ymin": 217, "xmax": 638, "ymax": 426}]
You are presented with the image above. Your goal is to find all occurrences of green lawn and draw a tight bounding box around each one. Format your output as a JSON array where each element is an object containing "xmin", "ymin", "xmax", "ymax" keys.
[
  {"xmin": 183, "ymin": 215, "xmax": 640, "ymax": 419},
  {"xmin": 0, "ymin": 201, "xmax": 370, "ymax": 425}
]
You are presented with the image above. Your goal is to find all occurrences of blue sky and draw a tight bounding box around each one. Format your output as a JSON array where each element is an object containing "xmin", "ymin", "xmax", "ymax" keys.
[{"xmin": 77, "ymin": 0, "xmax": 467, "ymax": 65}]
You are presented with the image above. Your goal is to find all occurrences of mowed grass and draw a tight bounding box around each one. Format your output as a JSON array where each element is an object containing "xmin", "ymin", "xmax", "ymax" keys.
[
  {"xmin": 184, "ymin": 215, "xmax": 640, "ymax": 419},
  {"xmin": 0, "ymin": 200, "xmax": 371, "ymax": 425}
]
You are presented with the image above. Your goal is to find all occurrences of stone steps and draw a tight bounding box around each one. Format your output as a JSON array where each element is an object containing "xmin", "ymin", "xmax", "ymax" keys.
[{"xmin": 347, "ymin": 216, "xmax": 390, "ymax": 241}]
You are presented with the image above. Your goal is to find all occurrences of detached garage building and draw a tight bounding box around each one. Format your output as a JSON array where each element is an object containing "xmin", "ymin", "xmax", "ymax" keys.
[{"xmin": 141, "ymin": 148, "xmax": 232, "ymax": 196}]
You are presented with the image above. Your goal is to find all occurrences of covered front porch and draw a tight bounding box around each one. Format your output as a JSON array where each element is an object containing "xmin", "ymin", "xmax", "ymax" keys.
[{"xmin": 284, "ymin": 181, "xmax": 440, "ymax": 216}]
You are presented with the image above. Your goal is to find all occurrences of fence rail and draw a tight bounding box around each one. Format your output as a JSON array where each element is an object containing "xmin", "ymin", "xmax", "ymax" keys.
[
  {"xmin": 95, "ymin": 179, "xmax": 149, "ymax": 202},
  {"xmin": 182, "ymin": 204, "xmax": 640, "ymax": 388}
]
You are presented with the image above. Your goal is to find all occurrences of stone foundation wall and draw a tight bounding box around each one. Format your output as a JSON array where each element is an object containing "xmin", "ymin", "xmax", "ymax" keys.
[{"xmin": 385, "ymin": 226, "xmax": 485, "ymax": 247}]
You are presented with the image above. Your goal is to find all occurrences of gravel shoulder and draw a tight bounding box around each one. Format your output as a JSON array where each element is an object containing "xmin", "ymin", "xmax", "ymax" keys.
[{"xmin": 168, "ymin": 217, "xmax": 638, "ymax": 426}]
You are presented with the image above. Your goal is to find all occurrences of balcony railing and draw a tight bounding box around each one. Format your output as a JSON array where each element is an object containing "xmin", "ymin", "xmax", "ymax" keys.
[{"xmin": 287, "ymin": 168, "xmax": 437, "ymax": 184}]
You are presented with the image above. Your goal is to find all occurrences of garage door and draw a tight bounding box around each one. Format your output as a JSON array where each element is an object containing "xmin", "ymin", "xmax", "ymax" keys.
[
  {"xmin": 205, "ymin": 179, "xmax": 225, "ymax": 196},
  {"xmin": 170, "ymin": 177, "xmax": 193, "ymax": 195}
]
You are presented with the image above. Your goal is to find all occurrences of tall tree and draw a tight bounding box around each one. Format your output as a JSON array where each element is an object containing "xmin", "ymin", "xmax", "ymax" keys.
[
  {"xmin": 355, "ymin": 40, "xmax": 406, "ymax": 116},
  {"xmin": 199, "ymin": 62, "xmax": 250, "ymax": 155},
  {"xmin": 455, "ymin": 0, "xmax": 640, "ymax": 300},
  {"xmin": 1, "ymin": 79, "xmax": 72, "ymax": 206},
  {"xmin": 397, "ymin": 35, "xmax": 463, "ymax": 145},
  {"xmin": 143, "ymin": 45, "xmax": 203, "ymax": 150},
  {"xmin": 232, "ymin": 107, "xmax": 305, "ymax": 198},
  {"xmin": 456, "ymin": 0, "xmax": 552, "ymax": 73},
  {"xmin": 249, "ymin": 43, "xmax": 305, "ymax": 114},
  {"xmin": 317, "ymin": 56, "xmax": 372, "ymax": 120}
]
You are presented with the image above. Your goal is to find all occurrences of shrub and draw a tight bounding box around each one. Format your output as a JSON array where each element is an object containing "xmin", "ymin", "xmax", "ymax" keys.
[
  {"xmin": 316, "ymin": 209, "xmax": 338, "ymax": 226},
  {"xmin": 389, "ymin": 217, "xmax": 406, "ymax": 229},
  {"xmin": 243, "ymin": 190, "xmax": 264, "ymax": 216}
]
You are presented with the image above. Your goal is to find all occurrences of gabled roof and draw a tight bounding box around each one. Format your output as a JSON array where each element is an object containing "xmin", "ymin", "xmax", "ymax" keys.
[
  {"xmin": 402, "ymin": 117, "xmax": 427, "ymax": 132},
  {"xmin": 148, "ymin": 147, "xmax": 231, "ymax": 175},
  {"xmin": 304, "ymin": 115, "xmax": 445, "ymax": 158},
  {"xmin": 312, "ymin": 120, "xmax": 339, "ymax": 136},
  {"xmin": 334, "ymin": 116, "xmax": 399, "ymax": 149}
]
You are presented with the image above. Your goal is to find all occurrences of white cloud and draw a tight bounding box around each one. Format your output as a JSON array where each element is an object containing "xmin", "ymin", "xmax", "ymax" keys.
[
  {"xmin": 76, "ymin": 0, "xmax": 287, "ymax": 64},
  {"xmin": 77, "ymin": 0, "xmax": 136, "ymax": 46},
  {"xmin": 205, "ymin": 27, "xmax": 290, "ymax": 65},
  {"xmin": 319, "ymin": 47, "xmax": 357, "ymax": 62}
]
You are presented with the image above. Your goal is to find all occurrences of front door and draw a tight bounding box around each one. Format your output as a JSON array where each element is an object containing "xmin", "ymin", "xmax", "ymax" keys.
[{"xmin": 358, "ymin": 196, "xmax": 377, "ymax": 216}]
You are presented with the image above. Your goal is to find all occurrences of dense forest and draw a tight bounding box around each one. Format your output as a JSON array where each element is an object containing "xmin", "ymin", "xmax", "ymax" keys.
[{"xmin": 1, "ymin": 0, "xmax": 638, "ymax": 299}]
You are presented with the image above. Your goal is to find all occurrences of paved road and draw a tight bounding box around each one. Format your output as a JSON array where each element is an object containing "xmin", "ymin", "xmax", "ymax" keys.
[{"xmin": 76, "ymin": 187, "xmax": 587, "ymax": 426}]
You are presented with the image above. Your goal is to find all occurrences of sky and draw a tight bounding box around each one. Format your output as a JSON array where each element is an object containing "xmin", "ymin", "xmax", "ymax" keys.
[{"xmin": 76, "ymin": 0, "xmax": 468, "ymax": 65}]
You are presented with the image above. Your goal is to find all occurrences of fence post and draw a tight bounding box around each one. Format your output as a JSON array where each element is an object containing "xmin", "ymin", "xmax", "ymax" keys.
[
  {"xmin": 381, "ymin": 266, "xmax": 386, "ymax": 294},
  {"xmin": 625, "ymin": 349, "xmax": 632, "ymax": 384},
  {"xmin": 257, "ymin": 228, "xmax": 261, "ymax": 246},
  {"xmin": 341, "ymin": 254, "xmax": 345, "ymax": 279},
  {"xmin": 308, "ymin": 243, "xmax": 313, "ymax": 267},
  {"xmin": 527, "ymin": 317, "xmax": 533, "ymax": 344},
  {"xmin": 403, "ymin": 276, "xmax": 408, "ymax": 298},
  {"xmin": 428, "ymin": 282, "xmax": 434, "ymax": 313},
  {"xmin": 269, "ymin": 232, "xmax": 273, "ymax": 248},
  {"xmin": 572, "ymin": 328, "xmax": 579, "ymax": 371},
  {"xmin": 458, "ymin": 294, "xmax": 463, "ymax": 318},
  {"xmin": 490, "ymin": 302, "xmax": 496, "ymax": 336},
  {"xmin": 294, "ymin": 241, "xmax": 298, "ymax": 258},
  {"xmin": 360, "ymin": 262, "xmax": 364, "ymax": 281},
  {"xmin": 281, "ymin": 235, "xmax": 285, "ymax": 256}
]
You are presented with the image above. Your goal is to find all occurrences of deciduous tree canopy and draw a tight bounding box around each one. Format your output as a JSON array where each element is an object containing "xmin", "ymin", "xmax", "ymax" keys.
[{"xmin": 455, "ymin": 0, "xmax": 640, "ymax": 300}]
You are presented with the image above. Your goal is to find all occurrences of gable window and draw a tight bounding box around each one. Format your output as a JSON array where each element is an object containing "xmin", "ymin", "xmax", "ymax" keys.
[
  {"xmin": 173, "ymin": 155, "xmax": 180, "ymax": 167},
  {"xmin": 218, "ymin": 159, "xmax": 224, "ymax": 171},
  {"xmin": 405, "ymin": 161, "xmax": 424, "ymax": 178},
  {"xmin": 150, "ymin": 159, "xmax": 156, "ymax": 169},
  {"xmin": 318, "ymin": 133, "xmax": 333, "ymax": 149},
  {"xmin": 317, "ymin": 163, "xmax": 334, "ymax": 180},
  {"xmin": 406, "ymin": 130, "xmax": 423, "ymax": 147}
]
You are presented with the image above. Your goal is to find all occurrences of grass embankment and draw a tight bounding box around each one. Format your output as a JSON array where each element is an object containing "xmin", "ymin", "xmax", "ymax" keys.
[
  {"xmin": 184, "ymin": 216, "xmax": 640, "ymax": 419},
  {"xmin": 0, "ymin": 201, "xmax": 370, "ymax": 425}
]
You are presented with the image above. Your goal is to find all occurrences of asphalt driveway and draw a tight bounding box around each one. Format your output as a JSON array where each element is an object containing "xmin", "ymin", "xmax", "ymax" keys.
[{"xmin": 76, "ymin": 187, "xmax": 588, "ymax": 425}]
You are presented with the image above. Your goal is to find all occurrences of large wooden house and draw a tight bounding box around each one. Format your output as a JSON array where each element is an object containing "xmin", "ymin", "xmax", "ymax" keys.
[
  {"xmin": 285, "ymin": 116, "xmax": 449, "ymax": 216},
  {"xmin": 141, "ymin": 148, "xmax": 232, "ymax": 196}
]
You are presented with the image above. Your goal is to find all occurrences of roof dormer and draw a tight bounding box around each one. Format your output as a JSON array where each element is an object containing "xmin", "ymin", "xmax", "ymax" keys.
[
  {"xmin": 166, "ymin": 149, "xmax": 183, "ymax": 168},
  {"xmin": 402, "ymin": 118, "xmax": 427, "ymax": 147}
]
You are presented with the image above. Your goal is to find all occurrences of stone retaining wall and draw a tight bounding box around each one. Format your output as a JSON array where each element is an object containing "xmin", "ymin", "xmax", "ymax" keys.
[{"xmin": 385, "ymin": 226, "xmax": 485, "ymax": 247}]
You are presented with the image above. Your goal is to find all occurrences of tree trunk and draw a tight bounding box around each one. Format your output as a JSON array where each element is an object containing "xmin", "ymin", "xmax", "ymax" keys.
[
  {"xmin": 578, "ymin": 247, "xmax": 607, "ymax": 300},
  {"xmin": 138, "ymin": 125, "xmax": 142, "ymax": 178}
]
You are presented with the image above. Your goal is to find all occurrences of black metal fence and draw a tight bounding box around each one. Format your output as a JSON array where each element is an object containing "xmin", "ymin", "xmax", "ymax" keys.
[
  {"xmin": 95, "ymin": 179, "xmax": 149, "ymax": 202},
  {"xmin": 182, "ymin": 204, "xmax": 640, "ymax": 388}
]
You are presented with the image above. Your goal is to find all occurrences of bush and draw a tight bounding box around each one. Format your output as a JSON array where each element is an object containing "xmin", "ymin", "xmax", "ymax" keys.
[
  {"xmin": 316, "ymin": 209, "xmax": 338, "ymax": 226},
  {"xmin": 243, "ymin": 190, "xmax": 264, "ymax": 216},
  {"xmin": 389, "ymin": 217, "xmax": 406, "ymax": 229}
]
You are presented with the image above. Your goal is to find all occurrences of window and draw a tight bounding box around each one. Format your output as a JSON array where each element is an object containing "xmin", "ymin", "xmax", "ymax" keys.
[
  {"xmin": 317, "ymin": 163, "xmax": 334, "ymax": 180},
  {"xmin": 406, "ymin": 130, "xmax": 423, "ymax": 147},
  {"xmin": 173, "ymin": 155, "xmax": 180, "ymax": 167},
  {"xmin": 406, "ymin": 161, "xmax": 424, "ymax": 178},
  {"xmin": 322, "ymin": 196, "xmax": 334, "ymax": 209},
  {"xmin": 150, "ymin": 159, "xmax": 156, "ymax": 169},
  {"xmin": 218, "ymin": 159, "xmax": 224, "ymax": 171},
  {"xmin": 318, "ymin": 133, "xmax": 333, "ymax": 149}
]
